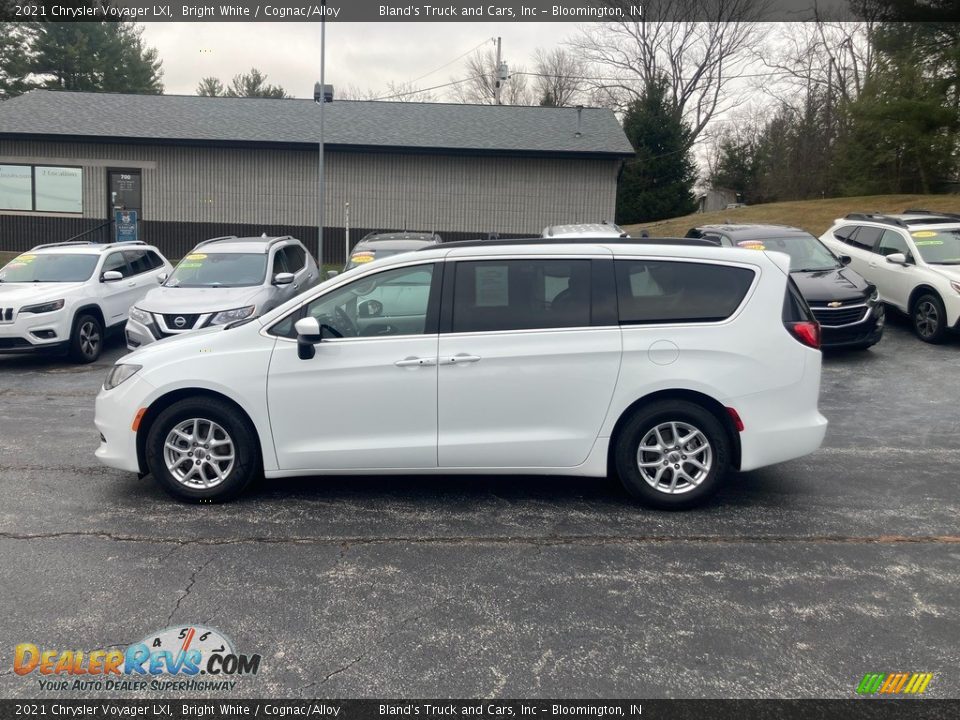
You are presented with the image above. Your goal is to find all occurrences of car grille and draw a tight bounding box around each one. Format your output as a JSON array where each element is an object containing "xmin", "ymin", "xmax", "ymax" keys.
[
  {"xmin": 811, "ymin": 306, "xmax": 868, "ymax": 327},
  {"xmin": 161, "ymin": 313, "xmax": 201, "ymax": 331},
  {"xmin": 0, "ymin": 308, "xmax": 13, "ymax": 323}
]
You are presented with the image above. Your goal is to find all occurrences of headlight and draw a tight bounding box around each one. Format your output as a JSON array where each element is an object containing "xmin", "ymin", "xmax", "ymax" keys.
[
  {"xmin": 128, "ymin": 306, "xmax": 153, "ymax": 325},
  {"xmin": 951, "ymin": 281, "xmax": 960, "ymax": 295},
  {"xmin": 104, "ymin": 364, "xmax": 142, "ymax": 391},
  {"xmin": 20, "ymin": 299, "xmax": 64, "ymax": 314},
  {"xmin": 210, "ymin": 305, "xmax": 256, "ymax": 325}
]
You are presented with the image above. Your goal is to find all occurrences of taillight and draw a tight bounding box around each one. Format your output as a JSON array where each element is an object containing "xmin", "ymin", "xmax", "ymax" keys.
[{"xmin": 786, "ymin": 321, "xmax": 820, "ymax": 349}]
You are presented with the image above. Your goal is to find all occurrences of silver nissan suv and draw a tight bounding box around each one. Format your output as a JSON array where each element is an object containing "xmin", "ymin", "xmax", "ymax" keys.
[{"xmin": 125, "ymin": 235, "xmax": 319, "ymax": 349}]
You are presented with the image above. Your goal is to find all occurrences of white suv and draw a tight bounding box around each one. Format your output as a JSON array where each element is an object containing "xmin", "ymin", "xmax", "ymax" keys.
[
  {"xmin": 95, "ymin": 239, "xmax": 827, "ymax": 508},
  {"xmin": 0, "ymin": 241, "xmax": 172, "ymax": 363},
  {"xmin": 820, "ymin": 211, "xmax": 960, "ymax": 343}
]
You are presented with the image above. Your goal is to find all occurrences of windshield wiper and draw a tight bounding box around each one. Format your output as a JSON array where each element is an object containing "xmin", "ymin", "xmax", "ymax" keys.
[
  {"xmin": 930, "ymin": 260, "xmax": 960, "ymax": 265},
  {"xmin": 794, "ymin": 267, "xmax": 835, "ymax": 273}
]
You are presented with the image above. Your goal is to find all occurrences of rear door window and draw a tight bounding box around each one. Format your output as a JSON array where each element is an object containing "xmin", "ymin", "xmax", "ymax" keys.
[
  {"xmin": 614, "ymin": 260, "xmax": 754, "ymax": 324},
  {"xmin": 848, "ymin": 226, "xmax": 882, "ymax": 252},
  {"xmin": 451, "ymin": 259, "xmax": 592, "ymax": 332}
]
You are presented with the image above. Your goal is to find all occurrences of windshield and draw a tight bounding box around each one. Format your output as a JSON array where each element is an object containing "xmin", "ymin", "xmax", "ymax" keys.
[
  {"xmin": 737, "ymin": 235, "xmax": 840, "ymax": 272},
  {"xmin": 166, "ymin": 252, "xmax": 267, "ymax": 288},
  {"xmin": 910, "ymin": 228, "xmax": 960, "ymax": 264},
  {"xmin": 0, "ymin": 253, "xmax": 99, "ymax": 283}
]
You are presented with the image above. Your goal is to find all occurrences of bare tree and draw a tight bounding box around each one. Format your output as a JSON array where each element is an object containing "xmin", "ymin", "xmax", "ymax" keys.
[
  {"xmin": 338, "ymin": 81, "xmax": 437, "ymax": 102},
  {"xmin": 531, "ymin": 47, "xmax": 587, "ymax": 106},
  {"xmin": 449, "ymin": 48, "xmax": 533, "ymax": 105},
  {"xmin": 569, "ymin": 0, "xmax": 769, "ymax": 146}
]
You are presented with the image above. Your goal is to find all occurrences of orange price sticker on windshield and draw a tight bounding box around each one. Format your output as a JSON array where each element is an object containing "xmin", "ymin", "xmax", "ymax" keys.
[{"xmin": 737, "ymin": 240, "xmax": 766, "ymax": 251}]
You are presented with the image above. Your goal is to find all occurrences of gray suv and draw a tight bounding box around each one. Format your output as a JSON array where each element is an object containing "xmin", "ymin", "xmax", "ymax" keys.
[{"xmin": 125, "ymin": 235, "xmax": 319, "ymax": 349}]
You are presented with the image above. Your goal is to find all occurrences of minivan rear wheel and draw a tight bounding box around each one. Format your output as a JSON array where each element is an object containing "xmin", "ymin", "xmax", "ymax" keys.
[
  {"xmin": 614, "ymin": 400, "xmax": 730, "ymax": 509},
  {"xmin": 145, "ymin": 398, "xmax": 259, "ymax": 502}
]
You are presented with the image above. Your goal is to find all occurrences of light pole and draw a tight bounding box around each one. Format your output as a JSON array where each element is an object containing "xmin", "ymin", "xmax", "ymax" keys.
[{"xmin": 316, "ymin": 4, "xmax": 327, "ymax": 270}]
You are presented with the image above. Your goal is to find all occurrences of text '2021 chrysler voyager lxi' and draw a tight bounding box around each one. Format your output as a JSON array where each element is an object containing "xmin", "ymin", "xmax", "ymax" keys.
[
  {"xmin": 95, "ymin": 239, "xmax": 828, "ymax": 509},
  {"xmin": 125, "ymin": 234, "xmax": 318, "ymax": 349}
]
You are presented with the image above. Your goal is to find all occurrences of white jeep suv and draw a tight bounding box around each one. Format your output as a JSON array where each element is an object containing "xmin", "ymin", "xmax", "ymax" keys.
[
  {"xmin": 820, "ymin": 211, "xmax": 960, "ymax": 343},
  {"xmin": 0, "ymin": 241, "xmax": 172, "ymax": 362},
  {"xmin": 95, "ymin": 238, "xmax": 827, "ymax": 508}
]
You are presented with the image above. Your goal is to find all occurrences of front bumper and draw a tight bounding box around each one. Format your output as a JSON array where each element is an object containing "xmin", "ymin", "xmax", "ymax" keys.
[
  {"xmin": 0, "ymin": 309, "xmax": 72, "ymax": 354},
  {"xmin": 125, "ymin": 317, "xmax": 158, "ymax": 351},
  {"xmin": 818, "ymin": 304, "xmax": 885, "ymax": 349},
  {"xmin": 95, "ymin": 374, "xmax": 157, "ymax": 474}
]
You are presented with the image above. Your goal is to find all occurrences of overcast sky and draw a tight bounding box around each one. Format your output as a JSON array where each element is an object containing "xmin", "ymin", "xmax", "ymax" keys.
[{"xmin": 142, "ymin": 22, "xmax": 582, "ymax": 99}]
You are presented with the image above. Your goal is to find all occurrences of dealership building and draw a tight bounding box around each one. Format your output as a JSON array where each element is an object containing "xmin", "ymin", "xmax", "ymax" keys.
[{"xmin": 0, "ymin": 90, "xmax": 633, "ymax": 263}]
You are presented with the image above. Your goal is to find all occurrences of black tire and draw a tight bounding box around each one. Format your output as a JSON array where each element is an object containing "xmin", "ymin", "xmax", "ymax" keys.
[
  {"xmin": 613, "ymin": 400, "xmax": 731, "ymax": 510},
  {"xmin": 145, "ymin": 398, "xmax": 260, "ymax": 503},
  {"xmin": 912, "ymin": 292, "xmax": 948, "ymax": 344},
  {"xmin": 68, "ymin": 312, "xmax": 103, "ymax": 363}
]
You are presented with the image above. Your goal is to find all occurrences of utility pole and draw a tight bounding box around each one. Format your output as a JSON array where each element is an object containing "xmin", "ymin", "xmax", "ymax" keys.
[
  {"xmin": 317, "ymin": 1, "xmax": 326, "ymax": 270},
  {"xmin": 344, "ymin": 201, "xmax": 350, "ymax": 266},
  {"xmin": 494, "ymin": 36, "xmax": 502, "ymax": 105}
]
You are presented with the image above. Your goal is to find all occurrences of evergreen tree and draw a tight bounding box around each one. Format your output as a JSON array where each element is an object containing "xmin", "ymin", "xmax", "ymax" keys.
[
  {"xmin": 223, "ymin": 68, "xmax": 288, "ymax": 98},
  {"xmin": 616, "ymin": 77, "xmax": 697, "ymax": 224},
  {"xmin": 196, "ymin": 77, "xmax": 225, "ymax": 97},
  {"xmin": 0, "ymin": 21, "xmax": 162, "ymax": 97}
]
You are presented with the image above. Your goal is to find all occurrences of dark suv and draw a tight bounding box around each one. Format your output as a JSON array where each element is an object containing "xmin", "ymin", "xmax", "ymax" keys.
[{"xmin": 686, "ymin": 224, "xmax": 884, "ymax": 350}]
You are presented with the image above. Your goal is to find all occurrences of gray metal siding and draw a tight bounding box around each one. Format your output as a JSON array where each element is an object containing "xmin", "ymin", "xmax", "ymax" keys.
[{"xmin": 0, "ymin": 140, "xmax": 621, "ymax": 236}]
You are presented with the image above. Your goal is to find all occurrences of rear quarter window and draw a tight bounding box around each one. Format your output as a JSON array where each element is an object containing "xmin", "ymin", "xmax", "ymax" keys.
[{"xmin": 614, "ymin": 260, "xmax": 755, "ymax": 324}]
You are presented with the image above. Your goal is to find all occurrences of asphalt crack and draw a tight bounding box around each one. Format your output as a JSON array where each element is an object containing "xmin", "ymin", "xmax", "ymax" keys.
[
  {"xmin": 166, "ymin": 558, "xmax": 215, "ymax": 624},
  {"xmin": 1, "ymin": 530, "xmax": 959, "ymax": 547},
  {"xmin": 298, "ymin": 596, "xmax": 456, "ymax": 696}
]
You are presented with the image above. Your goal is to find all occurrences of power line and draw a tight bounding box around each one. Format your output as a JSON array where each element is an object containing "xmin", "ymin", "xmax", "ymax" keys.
[
  {"xmin": 370, "ymin": 76, "xmax": 483, "ymax": 101},
  {"xmin": 406, "ymin": 37, "xmax": 495, "ymax": 85}
]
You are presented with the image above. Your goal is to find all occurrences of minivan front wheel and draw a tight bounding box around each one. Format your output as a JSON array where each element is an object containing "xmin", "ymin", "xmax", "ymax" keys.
[
  {"xmin": 614, "ymin": 400, "xmax": 730, "ymax": 509},
  {"xmin": 145, "ymin": 398, "xmax": 259, "ymax": 502}
]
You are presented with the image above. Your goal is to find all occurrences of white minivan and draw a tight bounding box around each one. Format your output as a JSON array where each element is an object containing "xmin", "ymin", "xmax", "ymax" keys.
[{"xmin": 94, "ymin": 239, "xmax": 827, "ymax": 508}]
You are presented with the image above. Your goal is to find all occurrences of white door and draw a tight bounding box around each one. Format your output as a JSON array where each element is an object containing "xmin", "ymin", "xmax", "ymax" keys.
[
  {"xmin": 437, "ymin": 258, "xmax": 621, "ymax": 468},
  {"xmin": 267, "ymin": 262, "xmax": 440, "ymax": 471},
  {"xmin": 868, "ymin": 230, "xmax": 919, "ymax": 312},
  {"xmin": 98, "ymin": 251, "xmax": 141, "ymax": 326}
]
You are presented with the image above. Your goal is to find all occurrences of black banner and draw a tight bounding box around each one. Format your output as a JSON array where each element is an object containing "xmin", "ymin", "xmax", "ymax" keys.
[
  {"xmin": 2, "ymin": 700, "xmax": 960, "ymax": 719},
  {"xmin": 1, "ymin": 0, "xmax": 956, "ymax": 23}
]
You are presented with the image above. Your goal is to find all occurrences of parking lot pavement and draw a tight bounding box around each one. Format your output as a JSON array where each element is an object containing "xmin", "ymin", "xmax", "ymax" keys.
[{"xmin": 1, "ymin": 317, "xmax": 958, "ymax": 698}]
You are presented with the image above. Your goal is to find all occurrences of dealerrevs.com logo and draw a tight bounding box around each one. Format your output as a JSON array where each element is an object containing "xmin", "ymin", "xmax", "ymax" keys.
[{"xmin": 14, "ymin": 625, "xmax": 260, "ymax": 692}]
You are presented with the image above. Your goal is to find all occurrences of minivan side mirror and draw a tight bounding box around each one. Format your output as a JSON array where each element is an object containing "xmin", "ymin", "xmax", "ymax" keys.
[
  {"xmin": 838, "ymin": 255, "xmax": 852, "ymax": 266},
  {"xmin": 295, "ymin": 316, "xmax": 322, "ymax": 360},
  {"xmin": 102, "ymin": 270, "xmax": 123, "ymax": 282},
  {"xmin": 886, "ymin": 252, "xmax": 908, "ymax": 265},
  {"xmin": 273, "ymin": 272, "xmax": 295, "ymax": 286},
  {"xmin": 157, "ymin": 272, "xmax": 168, "ymax": 284}
]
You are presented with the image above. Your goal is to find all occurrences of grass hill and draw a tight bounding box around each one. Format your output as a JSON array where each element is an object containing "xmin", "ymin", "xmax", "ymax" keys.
[{"xmin": 621, "ymin": 194, "xmax": 960, "ymax": 238}]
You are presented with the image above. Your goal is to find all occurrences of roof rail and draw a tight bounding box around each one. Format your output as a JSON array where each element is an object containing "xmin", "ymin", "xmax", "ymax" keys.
[
  {"xmin": 193, "ymin": 235, "xmax": 239, "ymax": 249},
  {"xmin": 425, "ymin": 236, "xmax": 721, "ymax": 251},
  {"xmin": 30, "ymin": 240, "xmax": 96, "ymax": 251},
  {"xmin": 843, "ymin": 213, "xmax": 907, "ymax": 227},
  {"xmin": 904, "ymin": 208, "xmax": 960, "ymax": 220}
]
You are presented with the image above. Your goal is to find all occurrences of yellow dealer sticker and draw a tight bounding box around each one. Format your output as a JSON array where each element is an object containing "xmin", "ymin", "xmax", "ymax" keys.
[
  {"xmin": 184, "ymin": 253, "xmax": 207, "ymax": 261},
  {"xmin": 16, "ymin": 254, "xmax": 36, "ymax": 262},
  {"xmin": 737, "ymin": 240, "xmax": 766, "ymax": 251},
  {"xmin": 911, "ymin": 231, "xmax": 938, "ymax": 238},
  {"xmin": 351, "ymin": 253, "xmax": 375, "ymax": 264}
]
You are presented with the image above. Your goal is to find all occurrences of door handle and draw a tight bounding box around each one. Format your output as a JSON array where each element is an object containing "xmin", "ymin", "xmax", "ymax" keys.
[
  {"xmin": 439, "ymin": 354, "xmax": 481, "ymax": 365},
  {"xmin": 395, "ymin": 356, "xmax": 437, "ymax": 368},
  {"xmin": 293, "ymin": 283, "xmax": 299, "ymax": 290},
  {"xmin": 127, "ymin": 281, "xmax": 136, "ymax": 287}
]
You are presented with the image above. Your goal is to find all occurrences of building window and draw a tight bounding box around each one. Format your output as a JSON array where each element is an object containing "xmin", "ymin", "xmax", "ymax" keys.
[
  {"xmin": 0, "ymin": 164, "xmax": 33, "ymax": 211},
  {"xmin": 0, "ymin": 164, "xmax": 83, "ymax": 213}
]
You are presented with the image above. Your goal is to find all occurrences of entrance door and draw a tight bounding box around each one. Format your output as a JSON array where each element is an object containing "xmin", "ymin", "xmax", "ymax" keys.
[{"xmin": 108, "ymin": 170, "xmax": 142, "ymax": 242}]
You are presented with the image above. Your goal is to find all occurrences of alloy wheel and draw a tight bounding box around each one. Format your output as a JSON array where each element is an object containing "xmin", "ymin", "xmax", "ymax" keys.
[
  {"xmin": 163, "ymin": 418, "xmax": 236, "ymax": 489},
  {"xmin": 636, "ymin": 421, "xmax": 713, "ymax": 495},
  {"xmin": 915, "ymin": 300, "xmax": 939, "ymax": 339},
  {"xmin": 79, "ymin": 320, "xmax": 100, "ymax": 359}
]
